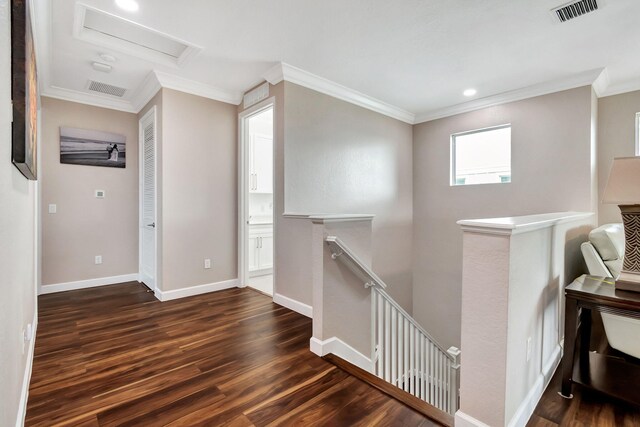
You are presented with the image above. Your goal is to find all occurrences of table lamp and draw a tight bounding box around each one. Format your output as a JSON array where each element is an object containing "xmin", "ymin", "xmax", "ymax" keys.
[{"xmin": 602, "ymin": 157, "xmax": 640, "ymax": 292}]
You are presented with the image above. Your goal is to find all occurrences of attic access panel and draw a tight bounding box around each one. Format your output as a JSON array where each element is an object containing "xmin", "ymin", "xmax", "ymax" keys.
[{"xmin": 73, "ymin": 4, "xmax": 201, "ymax": 67}]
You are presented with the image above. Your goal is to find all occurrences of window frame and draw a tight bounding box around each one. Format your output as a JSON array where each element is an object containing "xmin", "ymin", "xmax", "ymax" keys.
[{"xmin": 450, "ymin": 123, "xmax": 512, "ymax": 187}]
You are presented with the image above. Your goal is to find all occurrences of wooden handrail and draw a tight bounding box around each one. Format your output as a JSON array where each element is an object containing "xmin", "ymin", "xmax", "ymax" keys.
[{"xmin": 325, "ymin": 236, "xmax": 387, "ymax": 289}]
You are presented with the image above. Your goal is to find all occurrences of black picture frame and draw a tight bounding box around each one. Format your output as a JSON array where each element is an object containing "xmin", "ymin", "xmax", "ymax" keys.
[{"xmin": 11, "ymin": 0, "xmax": 38, "ymax": 180}]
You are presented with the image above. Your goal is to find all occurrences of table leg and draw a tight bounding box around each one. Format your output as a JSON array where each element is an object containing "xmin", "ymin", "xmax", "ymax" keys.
[
  {"xmin": 560, "ymin": 297, "xmax": 578, "ymax": 398},
  {"xmin": 579, "ymin": 307, "xmax": 592, "ymax": 374}
]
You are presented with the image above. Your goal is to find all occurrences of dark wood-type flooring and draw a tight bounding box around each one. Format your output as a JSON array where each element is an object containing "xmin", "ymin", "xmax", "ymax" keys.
[
  {"xmin": 528, "ymin": 312, "xmax": 640, "ymax": 426},
  {"xmin": 26, "ymin": 282, "xmax": 437, "ymax": 426}
]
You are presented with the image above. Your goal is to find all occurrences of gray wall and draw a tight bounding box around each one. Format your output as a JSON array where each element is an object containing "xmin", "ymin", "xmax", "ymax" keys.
[
  {"xmin": 597, "ymin": 90, "xmax": 640, "ymax": 224},
  {"xmin": 40, "ymin": 98, "xmax": 139, "ymax": 286},
  {"xmin": 284, "ymin": 82, "xmax": 414, "ymax": 311},
  {"xmin": 0, "ymin": 1, "xmax": 38, "ymax": 424},
  {"xmin": 161, "ymin": 89, "xmax": 238, "ymax": 291},
  {"xmin": 412, "ymin": 86, "xmax": 595, "ymax": 349}
]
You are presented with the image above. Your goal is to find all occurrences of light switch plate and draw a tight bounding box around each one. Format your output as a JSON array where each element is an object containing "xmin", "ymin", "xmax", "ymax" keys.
[
  {"xmin": 48, "ymin": 204, "xmax": 57, "ymax": 214},
  {"xmin": 95, "ymin": 190, "xmax": 105, "ymax": 199}
]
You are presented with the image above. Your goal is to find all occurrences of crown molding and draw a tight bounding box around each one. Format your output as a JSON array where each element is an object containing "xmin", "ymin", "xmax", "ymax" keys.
[
  {"xmin": 598, "ymin": 77, "xmax": 640, "ymax": 98},
  {"xmin": 263, "ymin": 62, "xmax": 415, "ymax": 124},
  {"xmin": 154, "ymin": 70, "xmax": 243, "ymax": 105},
  {"xmin": 41, "ymin": 86, "xmax": 136, "ymax": 113},
  {"xmin": 414, "ymin": 68, "xmax": 607, "ymax": 124},
  {"xmin": 130, "ymin": 71, "xmax": 163, "ymax": 112},
  {"xmin": 263, "ymin": 63, "xmax": 285, "ymax": 85},
  {"xmin": 592, "ymin": 68, "xmax": 610, "ymax": 97}
]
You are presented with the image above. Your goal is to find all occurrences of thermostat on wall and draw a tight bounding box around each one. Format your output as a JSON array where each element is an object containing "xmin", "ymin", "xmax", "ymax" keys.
[{"xmin": 95, "ymin": 190, "xmax": 106, "ymax": 199}]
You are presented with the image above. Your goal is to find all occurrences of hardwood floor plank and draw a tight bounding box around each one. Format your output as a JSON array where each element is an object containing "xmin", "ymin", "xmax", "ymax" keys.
[
  {"xmin": 26, "ymin": 283, "xmax": 439, "ymax": 426},
  {"xmin": 529, "ymin": 316, "xmax": 640, "ymax": 426}
]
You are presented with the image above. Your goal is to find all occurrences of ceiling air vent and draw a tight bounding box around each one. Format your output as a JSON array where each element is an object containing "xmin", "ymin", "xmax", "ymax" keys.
[
  {"xmin": 552, "ymin": 0, "xmax": 599, "ymax": 23},
  {"xmin": 87, "ymin": 80, "xmax": 127, "ymax": 97}
]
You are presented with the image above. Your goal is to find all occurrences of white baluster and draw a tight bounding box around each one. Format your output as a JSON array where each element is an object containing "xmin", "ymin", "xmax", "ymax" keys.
[
  {"xmin": 371, "ymin": 290, "xmax": 376, "ymax": 374},
  {"xmin": 420, "ymin": 334, "xmax": 425, "ymax": 401},
  {"xmin": 398, "ymin": 314, "xmax": 403, "ymax": 389},
  {"xmin": 404, "ymin": 318, "xmax": 409, "ymax": 392},
  {"xmin": 435, "ymin": 349, "xmax": 441, "ymax": 409},
  {"xmin": 411, "ymin": 323, "xmax": 416, "ymax": 395},
  {"xmin": 391, "ymin": 306, "xmax": 397, "ymax": 386},
  {"xmin": 377, "ymin": 294, "xmax": 383, "ymax": 377},
  {"xmin": 384, "ymin": 300, "xmax": 390, "ymax": 381},
  {"xmin": 429, "ymin": 342, "xmax": 434, "ymax": 404}
]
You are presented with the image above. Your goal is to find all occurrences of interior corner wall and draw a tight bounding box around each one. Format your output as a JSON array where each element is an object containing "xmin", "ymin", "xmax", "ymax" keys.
[
  {"xmin": 160, "ymin": 88, "xmax": 238, "ymax": 291},
  {"xmin": 40, "ymin": 98, "xmax": 139, "ymax": 287},
  {"xmin": 0, "ymin": 0, "xmax": 38, "ymax": 424},
  {"xmin": 237, "ymin": 83, "xmax": 306, "ymax": 306},
  {"xmin": 597, "ymin": 90, "xmax": 640, "ymax": 225},
  {"xmin": 412, "ymin": 86, "xmax": 595, "ymax": 349},
  {"xmin": 283, "ymin": 82, "xmax": 414, "ymax": 312}
]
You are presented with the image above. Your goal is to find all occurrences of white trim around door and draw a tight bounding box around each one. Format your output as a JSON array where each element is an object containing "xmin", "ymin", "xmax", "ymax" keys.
[{"xmin": 238, "ymin": 97, "xmax": 275, "ymax": 290}]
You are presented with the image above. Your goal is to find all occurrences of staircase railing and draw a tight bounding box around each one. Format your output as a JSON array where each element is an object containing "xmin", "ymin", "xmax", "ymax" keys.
[{"xmin": 326, "ymin": 236, "xmax": 460, "ymax": 415}]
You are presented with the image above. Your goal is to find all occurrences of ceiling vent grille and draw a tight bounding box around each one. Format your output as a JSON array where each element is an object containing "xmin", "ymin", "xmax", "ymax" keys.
[
  {"xmin": 87, "ymin": 80, "xmax": 127, "ymax": 97},
  {"xmin": 552, "ymin": 0, "xmax": 598, "ymax": 22}
]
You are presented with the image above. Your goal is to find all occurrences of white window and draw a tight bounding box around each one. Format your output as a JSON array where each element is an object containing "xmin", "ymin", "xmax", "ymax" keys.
[{"xmin": 451, "ymin": 124, "xmax": 511, "ymax": 186}]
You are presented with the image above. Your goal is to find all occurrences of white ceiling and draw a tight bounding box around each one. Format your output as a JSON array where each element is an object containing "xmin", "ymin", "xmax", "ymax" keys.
[{"xmin": 33, "ymin": 0, "xmax": 640, "ymax": 121}]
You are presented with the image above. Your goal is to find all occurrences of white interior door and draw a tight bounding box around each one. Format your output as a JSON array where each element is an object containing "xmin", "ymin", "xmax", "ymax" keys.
[{"xmin": 140, "ymin": 108, "xmax": 157, "ymax": 291}]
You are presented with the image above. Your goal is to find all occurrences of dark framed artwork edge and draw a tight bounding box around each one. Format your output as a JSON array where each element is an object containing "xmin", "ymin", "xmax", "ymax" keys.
[{"xmin": 11, "ymin": 0, "xmax": 39, "ymax": 180}]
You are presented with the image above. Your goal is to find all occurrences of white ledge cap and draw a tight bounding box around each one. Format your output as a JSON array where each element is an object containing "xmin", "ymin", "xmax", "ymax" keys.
[
  {"xmin": 283, "ymin": 213, "xmax": 375, "ymax": 223},
  {"xmin": 457, "ymin": 212, "xmax": 594, "ymax": 235}
]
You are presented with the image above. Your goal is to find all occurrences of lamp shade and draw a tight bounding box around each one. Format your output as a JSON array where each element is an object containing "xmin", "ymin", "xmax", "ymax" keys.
[{"xmin": 602, "ymin": 157, "xmax": 640, "ymax": 204}]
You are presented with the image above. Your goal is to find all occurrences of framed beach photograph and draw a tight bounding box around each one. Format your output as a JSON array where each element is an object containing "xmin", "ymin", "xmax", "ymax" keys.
[
  {"xmin": 60, "ymin": 127, "xmax": 126, "ymax": 168},
  {"xmin": 11, "ymin": 0, "xmax": 39, "ymax": 180}
]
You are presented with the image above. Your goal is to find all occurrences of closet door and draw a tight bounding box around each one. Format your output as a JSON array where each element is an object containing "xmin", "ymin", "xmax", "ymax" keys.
[{"xmin": 139, "ymin": 108, "xmax": 157, "ymax": 290}]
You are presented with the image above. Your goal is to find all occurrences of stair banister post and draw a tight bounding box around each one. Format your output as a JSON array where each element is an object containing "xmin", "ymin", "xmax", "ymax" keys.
[{"xmin": 447, "ymin": 346, "xmax": 461, "ymax": 413}]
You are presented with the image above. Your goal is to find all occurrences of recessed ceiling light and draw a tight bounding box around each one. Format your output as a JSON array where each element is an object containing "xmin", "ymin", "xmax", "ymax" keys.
[
  {"xmin": 115, "ymin": 0, "xmax": 139, "ymax": 12},
  {"xmin": 92, "ymin": 62, "xmax": 113, "ymax": 73},
  {"xmin": 463, "ymin": 88, "xmax": 477, "ymax": 97},
  {"xmin": 99, "ymin": 53, "xmax": 117, "ymax": 63}
]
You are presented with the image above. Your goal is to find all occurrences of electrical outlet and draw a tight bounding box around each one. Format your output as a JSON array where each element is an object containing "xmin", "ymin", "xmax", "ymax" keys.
[
  {"xmin": 48, "ymin": 204, "xmax": 57, "ymax": 214},
  {"xmin": 95, "ymin": 255, "xmax": 102, "ymax": 265},
  {"xmin": 24, "ymin": 323, "xmax": 33, "ymax": 342},
  {"xmin": 204, "ymin": 259, "xmax": 212, "ymax": 269},
  {"xmin": 526, "ymin": 337, "xmax": 532, "ymax": 362},
  {"xmin": 95, "ymin": 190, "xmax": 105, "ymax": 199},
  {"xmin": 22, "ymin": 323, "xmax": 33, "ymax": 355}
]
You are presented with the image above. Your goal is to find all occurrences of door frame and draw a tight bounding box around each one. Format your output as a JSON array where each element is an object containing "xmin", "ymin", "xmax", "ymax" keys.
[
  {"xmin": 138, "ymin": 106, "xmax": 158, "ymax": 293},
  {"xmin": 238, "ymin": 97, "xmax": 275, "ymax": 288}
]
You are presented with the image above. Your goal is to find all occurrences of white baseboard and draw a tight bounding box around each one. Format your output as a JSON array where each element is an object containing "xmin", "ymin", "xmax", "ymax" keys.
[
  {"xmin": 155, "ymin": 278, "xmax": 239, "ymax": 302},
  {"xmin": 310, "ymin": 336, "xmax": 372, "ymax": 372},
  {"xmin": 507, "ymin": 344, "xmax": 562, "ymax": 427},
  {"xmin": 454, "ymin": 411, "xmax": 491, "ymax": 427},
  {"xmin": 40, "ymin": 273, "xmax": 139, "ymax": 295},
  {"xmin": 15, "ymin": 311, "xmax": 38, "ymax": 427},
  {"xmin": 273, "ymin": 293, "xmax": 313, "ymax": 318}
]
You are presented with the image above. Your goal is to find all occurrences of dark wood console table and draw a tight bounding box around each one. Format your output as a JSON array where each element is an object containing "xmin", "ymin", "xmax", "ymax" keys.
[{"xmin": 560, "ymin": 275, "xmax": 640, "ymax": 405}]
